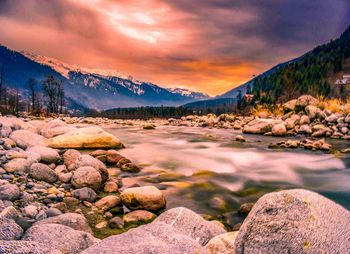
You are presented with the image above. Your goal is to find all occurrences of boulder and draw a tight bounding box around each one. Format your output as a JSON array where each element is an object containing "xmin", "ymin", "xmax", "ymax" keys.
[
  {"xmin": 154, "ymin": 207, "xmax": 226, "ymax": 245},
  {"xmin": 71, "ymin": 187, "xmax": 97, "ymax": 202},
  {"xmin": 40, "ymin": 119, "xmax": 75, "ymax": 138},
  {"xmin": 48, "ymin": 126, "xmax": 124, "ymax": 149},
  {"xmin": 95, "ymin": 195, "xmax": 121, "ymax": 211},
  {"xmin": 282, "ymin": 99, "xmax": 297, "ymax": 112},
  {"xmin": 0, "ymin": 117, "xmax": 28, "ymax": 130},
  {"xmin": 123, "ymin": 210, "xmax": 156, "ymax": 225},
  {"xmin": 9, "ymin": 130, "xmax": 48, "ymax": 149},
  {"xmin": 22, "ymin": 223, "xmax": 99, "ymax": 254},
  {"xmin": 299, "ymin": 115, "xmax": 310, "ymax": 125},
  {"xmin": 298, "ymin": 124, "xmax": 312, "ymax": 134},
  {"xmin": 71, "ymin": 166, "xmax": 102, "ymax": 191},
  {"xmin": 4, "ymin": 158, "xmax": 29, "ymax": 173},
  {"xmin": 295, "ymin": 95, "xmax": 319, "ymax": 111},
  {"xmin": 33, "ymin": 212, "xmax": 93, "ymax": 233},
  {"xmin": 0, "ymin": 183, "xmax": 20, "ymax": 201},
  {"xmin": 74, "ymin": 155, "xmax": 108, "ymax": 182},
  {"xmin": 305, "ymin": 105, "xmax": 319, "ymax": 120},
  {"xmin": 0, "ymin": 240, "xmax": 63, "ymax": 254},
  {"xmin": 103, "ymin": 181, "xmax": 119, "ymax": 193},
  {"xmin": 325, "ymin": 114, "xmax": 338, "ymax": 123},
  {"xmin": 143, "ymin": 123, "xmax": 156, "ymax": 129},
  {"xmin": 63, "ymin": 149, "xmax": 81, "ymax": 169},
  {"xmin": 285, "ymin": 114, "xmax": 300, "ymax": 129},
  {"xmin": 81, "ymin": 221, "xmax": 207, "ymax": 254},
  {"xmin": 27, "ymin": 146, "xmax": 60, "ymax": 163},
  {"xmin": 271, "ymin": 123, "xmax": 287, "ymax": 136},
  {"xmin": 243, "ymin": 119, "xmax": 282, "ymax": 134},
  {"xmin": 0, "ymin": 217, "xmax": 23, "ymax": 240},
  {"xmin": 205, "ymin": 231, "xmax": 238, "ymax": 254},
  {"xmin": 234, "ymin": 189, "xmax": 350, "ymax": 254},
  {"xmin": 29, "ymin": 163, "xmax": 58, "ymax": 183},
  {"xmin": 121, "ymin": 186, "xmax": 166, "ymax": 211},
  {"xmin": 106, "ymin": 150, "xmax": 127, "ymax": 164}
]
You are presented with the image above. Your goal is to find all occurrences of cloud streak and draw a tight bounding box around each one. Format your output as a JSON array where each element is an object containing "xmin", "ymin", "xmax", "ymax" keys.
[{"xmin": 0, "ymin": 0, "xmax": 349, "ymax": 95}]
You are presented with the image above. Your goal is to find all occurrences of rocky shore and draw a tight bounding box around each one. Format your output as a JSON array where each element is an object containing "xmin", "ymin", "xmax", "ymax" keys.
[{"xmin": 0, "ymin": 101, "xmax": 348, "ymax": 253}]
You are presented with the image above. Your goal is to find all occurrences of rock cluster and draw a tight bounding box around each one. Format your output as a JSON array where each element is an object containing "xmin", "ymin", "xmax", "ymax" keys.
[{"xmin": 166, "ymin": 95, "xmax": 350, "ymax": 140}]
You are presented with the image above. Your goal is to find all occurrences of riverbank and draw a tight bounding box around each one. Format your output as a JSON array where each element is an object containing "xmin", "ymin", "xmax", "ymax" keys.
[{"xmin": 0, "ymin": 102, "xmax": 348, "ymax": 253}]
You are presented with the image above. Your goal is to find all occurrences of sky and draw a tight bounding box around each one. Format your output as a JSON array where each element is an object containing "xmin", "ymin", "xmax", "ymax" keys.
[{"xmin": 0, "ymin": 0, "xmax": 349, "ymax": 96}]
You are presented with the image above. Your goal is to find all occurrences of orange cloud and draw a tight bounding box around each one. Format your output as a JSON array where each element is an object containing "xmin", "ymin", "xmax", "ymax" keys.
[{"xmin": 0, "ymin": 0, "xmax": 348, "ymax": 95}]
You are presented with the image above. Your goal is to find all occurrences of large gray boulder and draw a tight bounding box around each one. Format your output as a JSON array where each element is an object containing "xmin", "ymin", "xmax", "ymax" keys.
[
  {"xmin": 27, "ymin": 146, "xmax": 60, "ymax": 163},
  {"xmin": 10, "ymin": 130, "xmax": 48, "ymax": 149},
  {"xmin": 40, "ymin": 119, "xmax": 75, "ymax": 138},
  {"xmin": 33, "ymin": 212, "xmax": 93, "ymax": 233},
  {"xmin": 234, "ymin": 189, "xmax": 350, "ymax": 254},
  {"xmin": 153, "ymin": 207, "xmax": 226, "ymax": 245},
  {"xmin": 0, "ymin": 240, "xmax": 63, "ymax": 254},
  {"xmin": 0, "ymin": 217, "xmax": 23, "ymax": 240},
  {"xmin": 81, "ymin": 221, "xmax": 207, "ymax": 254},
  {"xmin": 22, "ymin": 223, "xmax": 99, "ymax": 254}
]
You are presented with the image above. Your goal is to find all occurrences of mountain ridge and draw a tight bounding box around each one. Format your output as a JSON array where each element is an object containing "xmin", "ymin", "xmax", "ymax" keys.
[{"xmin": 0, "ymin": 44, "xmax": 209, "ymax": 110}]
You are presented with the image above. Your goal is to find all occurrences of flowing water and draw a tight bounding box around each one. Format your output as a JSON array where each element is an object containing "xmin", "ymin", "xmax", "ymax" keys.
[{"xmin": 105, "ymin": 125, "xmax": 350, "ymax": 226}]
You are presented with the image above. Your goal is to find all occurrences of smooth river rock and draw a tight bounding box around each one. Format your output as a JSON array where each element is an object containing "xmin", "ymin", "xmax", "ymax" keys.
[
  {"xmin": 243, "ymin": 119, "xmax": 282, "ymax": 134},
  {"xmin": 0, "ymin": 240, "xmax": 63, "ymax": 254},
  {"xmin": 234, "ymin": 189, "xmax": 350, "ymax": 254},
  {"xmin": 33, "ymin": 212, "xmax": 93, "ymax": 234},
  {"xmin": 29, "ymin": 163, "xmax": 58, "ymax": 183},
  {"xmin": 205, "ymin": 231, "xmax": 238, "ymax": 254},
  {"xmin": 71, "ymin": 166, "xmax": 102, "ymax": 191},
  {"xmin": 40, "ymin": 119, "xmax": 76, "ymax": 138},
  {"xmin": 27, "ymin": 145, "xmax": 60, "ymax": 163},
  {"xmin": 0, "ymin": 217, "xmax": 23, "ymax": 240},
  {"xmin": 81, "ymin": 221, "xmax": 208, "ymax": 254},
  {"xmin": 121, "ymin": 186, "xmax": 166, "ymax": 211},
  {"xmin": 48, "ymin": 126, "xmax": 124, "ymax": 149},
  {"xmin": 22, "ymin": 223, "xmax": 99, "ymax": 254},
  {"xmin": 153, "ymin": 207, "xmax": 226, "ymax": 245},
  {"xmin": 10, "ymin": 130, "xmax": 48, "ymax": 149}
]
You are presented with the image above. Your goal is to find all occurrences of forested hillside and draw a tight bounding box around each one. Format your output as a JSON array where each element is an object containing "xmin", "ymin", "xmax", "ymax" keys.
[{"xmin": 252, "ymin": 26, "xmax": 350, "ymax": 103}]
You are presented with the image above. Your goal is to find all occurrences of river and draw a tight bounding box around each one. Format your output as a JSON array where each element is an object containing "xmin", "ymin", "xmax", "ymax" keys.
[{"xmin": 105, "ymin": 124, "xmax": 350, "ymax": 227}]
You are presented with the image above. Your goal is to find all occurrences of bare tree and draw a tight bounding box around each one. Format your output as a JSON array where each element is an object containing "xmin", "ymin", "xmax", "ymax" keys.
[
  {"xmin": 27, "ymin": 78, "xmax": 37, "ymax": 113},
  {"xmin": 42, "ymin": 75, "xmax": 64, "ymax": 114}
]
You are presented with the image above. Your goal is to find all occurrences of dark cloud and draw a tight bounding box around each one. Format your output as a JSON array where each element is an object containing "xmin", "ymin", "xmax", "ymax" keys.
[{"xmin": 0, "ymin": 0, "xmax": 349, "ymax": 95}]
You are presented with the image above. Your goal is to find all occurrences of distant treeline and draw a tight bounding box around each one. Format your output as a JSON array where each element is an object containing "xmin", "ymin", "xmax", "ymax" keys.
[{"xmin": 92, "ymin": 102, "xmax": 241, "ymax": 119}]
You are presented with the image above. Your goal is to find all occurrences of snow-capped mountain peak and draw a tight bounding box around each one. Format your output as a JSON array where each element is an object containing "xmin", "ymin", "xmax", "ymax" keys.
[
  {"xmin": 22, "ymin": 51, "xmax": 129, "ymax": 79},
  {"xmin": 167, "ymin": 88, "xmax": 209, "ymax": 100}
]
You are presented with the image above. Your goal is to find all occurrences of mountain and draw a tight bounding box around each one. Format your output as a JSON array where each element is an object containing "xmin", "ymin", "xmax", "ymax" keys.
[
  {"xmin": 196, "ymin": 25, "xmax": 350, "ymax": 107},
  {"xmin": 167, "ymin": 88, "xmax": 209, "ymax": 100},
  {"xmin": 249, "ymin": 26, "xmax": 350, "ymax": 102},
  {"xmin": 219, "ymin": 60, "xmax": 296, "ymax": 98},
  {"xmin": 0, "ymin": 45, "xmax": 210, "ymax": 110}
]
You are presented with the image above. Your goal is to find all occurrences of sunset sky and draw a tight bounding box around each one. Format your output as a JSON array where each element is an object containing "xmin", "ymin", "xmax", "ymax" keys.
[{"xmin": 0, "ymin": 0, "xmax": 349, "ymax": 95}]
